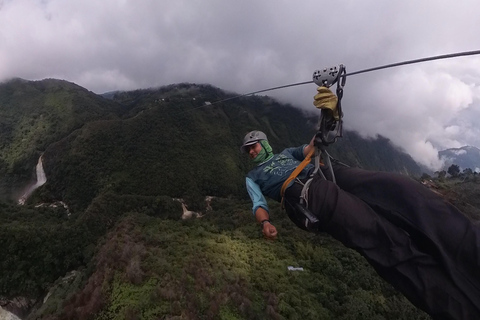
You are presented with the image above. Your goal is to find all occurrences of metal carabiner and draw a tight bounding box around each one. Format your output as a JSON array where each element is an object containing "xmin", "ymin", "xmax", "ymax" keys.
[
  {"xmin": 335, "ymin": 65, "xmax": 346, "ymax": 100},
  {"xmin": 337, "ymin": 64, "xmax": 346, "ymax": 89}
]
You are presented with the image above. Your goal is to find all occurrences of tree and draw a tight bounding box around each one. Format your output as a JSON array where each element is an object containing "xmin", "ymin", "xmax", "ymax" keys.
[
  {"xmin": 421, "ymin": 173, "xmax": 432, "ymax": 180},
  {"xmin": 447, "ymin": 164, "xmax": 460, "ymax": 177},
  {"xmin": 435, "ymin": 170, "xmax": 446, "ymax": 180}
]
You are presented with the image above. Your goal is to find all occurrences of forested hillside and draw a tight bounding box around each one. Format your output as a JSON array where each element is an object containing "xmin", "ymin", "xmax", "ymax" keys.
[
  {"xmin": 39, "ymin": 83, "xmax": 422, "ymax": 212},
  {"xmin": 0, "ymin": 78, "xmax": 464, "ymax": 320},
  {"xmin": 0, "ymin": 78, "xmax": 122, "ymax": 201}
]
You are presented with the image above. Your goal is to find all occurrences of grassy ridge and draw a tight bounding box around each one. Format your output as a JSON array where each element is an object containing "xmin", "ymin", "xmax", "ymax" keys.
[{"xmin": 30, "ymin": 198, "xmax": 428, "ymax": 320}]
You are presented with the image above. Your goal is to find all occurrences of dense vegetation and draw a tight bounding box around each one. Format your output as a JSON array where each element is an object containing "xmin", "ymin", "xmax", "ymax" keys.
[
  {"xmin": 426, "ymin": 169, "xmax": 480, "ymax": 223},
  {"xmin": 10, "ymin": 196, "xmax": 429, "ymax": 320},
  {"xmin": 0, "ymin": 78, "xmax": 122, "ymax": 201},
  {"xmin": 1, "ymin": 79, "xmax": 474, "ymax": 319},
  {"xmin": 0, "ymin": 202, "xmax": 85, "ymax": 297},
  {"xmin": 38, "ymin": 83, "xmax": 422, "ymax": 212}
]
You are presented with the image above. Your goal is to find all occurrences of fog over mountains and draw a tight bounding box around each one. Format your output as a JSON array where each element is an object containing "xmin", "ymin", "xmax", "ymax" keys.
[{"xmin": 439, "ymin": 145, "xmax": 480, "ymax": 172}]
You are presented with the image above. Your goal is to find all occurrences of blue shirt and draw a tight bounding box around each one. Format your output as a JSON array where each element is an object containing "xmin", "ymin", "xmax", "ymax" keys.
[{"xmin": 246, "ymin": 145, "xmax": 313, "ymax": 215}]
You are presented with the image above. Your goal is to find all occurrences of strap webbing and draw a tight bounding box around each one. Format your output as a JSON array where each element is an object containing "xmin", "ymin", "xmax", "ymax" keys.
[{"xmin": 280, "ymin": 148, "xmax": 315, "ymax": 200}]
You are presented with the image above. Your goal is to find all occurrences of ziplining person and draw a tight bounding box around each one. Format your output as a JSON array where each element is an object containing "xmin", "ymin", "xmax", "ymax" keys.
[{"xmin": 241, "ymin": 87, "xmax": 480, "ymax": 320}]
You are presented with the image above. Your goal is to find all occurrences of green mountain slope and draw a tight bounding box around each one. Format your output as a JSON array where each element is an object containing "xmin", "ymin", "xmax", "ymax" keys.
[
  {"xmin": 0, "ymin": 80, "xmax": 438, "ymax": 320},
  {"xmin": 39, "ymin": 83, "xmax": 421, "ymax": 212},
  {"xmin": 0, "ymin": 78, "xmax": 122, "ymax": 200},
  {"xmin": 328, "ymin": 131, "xmax": 422, "ymax": 174},
  {"xmin": 19, "ymin": 196, "xmax": 429, "ymax": 320},
  {"xmin": 1, "ymin": 80, "xmax": 422, "ymax": 207}
]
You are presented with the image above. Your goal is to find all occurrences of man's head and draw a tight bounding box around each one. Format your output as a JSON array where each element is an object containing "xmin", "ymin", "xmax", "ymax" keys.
[
  {"xmin": 241, "ymin": 130, "xmax": 273, "ymax": 163},
  {"xmin": 240, "ymin": 130, "xmax": 267, "ymax": 153}
]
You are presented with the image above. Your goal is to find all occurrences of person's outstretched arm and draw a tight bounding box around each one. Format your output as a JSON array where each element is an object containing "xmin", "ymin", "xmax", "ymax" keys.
[{"xmin": 246, "ymin": 177, "xmax": 278, "ymax": 239}]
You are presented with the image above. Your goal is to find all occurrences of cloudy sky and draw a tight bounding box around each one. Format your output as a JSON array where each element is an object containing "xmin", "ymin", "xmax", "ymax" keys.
[{"xmin": 1, "ymin": 0, "xmax": 480, "ymax": 169}]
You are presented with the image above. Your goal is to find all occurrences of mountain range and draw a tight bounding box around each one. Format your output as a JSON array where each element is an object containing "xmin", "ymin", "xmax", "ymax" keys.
[
  {"xmin": 0, "ymin": 78, "xmax": 460, "ymax": 319},
  {"xmin": 0, "ymin": 79, "xmax": 423, "ymax": 206},
  {"xmin": 439, "ymin": 145, "xmax": 480, "ymax": 172}
]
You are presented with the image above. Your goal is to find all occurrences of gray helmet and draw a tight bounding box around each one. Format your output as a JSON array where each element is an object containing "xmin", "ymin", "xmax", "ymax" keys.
[{"xmin": 240, "ymin": 130, "xmax": 268, "ymax": 153}]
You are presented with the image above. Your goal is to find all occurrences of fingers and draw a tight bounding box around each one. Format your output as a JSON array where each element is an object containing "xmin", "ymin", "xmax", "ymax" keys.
[{"xmin": 263, "ymin": 225, "xmax": 278, "ymax": 239}]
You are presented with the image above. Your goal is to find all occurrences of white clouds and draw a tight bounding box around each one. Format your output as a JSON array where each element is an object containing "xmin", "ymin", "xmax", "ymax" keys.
[
  {"xmin": 1, "ymin": 0, "xmax": 480, "ymax": 170},
  {"xmin": 76, "ymin": 68, "xmax": 137, "ymax": 93},
  {"xmin": 344, "ymin": 66, "xmax": 479, "ymax": 168},
  {"xmin": 411, "ymin": 140, "xmax": 446, "ymax": 170},
  {"xmin": 452, "ymin": 149, "xmax": 467, "ymax": 156}
]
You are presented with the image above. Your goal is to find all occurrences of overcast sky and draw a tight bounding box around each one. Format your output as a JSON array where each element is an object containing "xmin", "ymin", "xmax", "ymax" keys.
[{"xmin": 1, "ymin": 0, "xmax": 480, "ymax": 170}]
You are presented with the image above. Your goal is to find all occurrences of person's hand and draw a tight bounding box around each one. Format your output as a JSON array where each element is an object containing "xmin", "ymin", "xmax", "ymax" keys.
[
  {"xmin": 313, "ymin": 86, "xmax": 339, "ymax": 120},
  {"xmin": 262, "ymin": 221, "xmax": 278, "ymax": 239}
]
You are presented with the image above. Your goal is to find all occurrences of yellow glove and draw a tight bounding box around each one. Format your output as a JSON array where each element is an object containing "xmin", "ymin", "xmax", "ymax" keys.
[{"xmin": 313, "ymin": 87, "xmax": 339, "ymax": 120}]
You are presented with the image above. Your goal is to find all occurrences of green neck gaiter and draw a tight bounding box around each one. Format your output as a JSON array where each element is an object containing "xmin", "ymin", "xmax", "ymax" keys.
[{"xmin": 253, "ymin": 140, "xmax": 274, "ymax": 164}]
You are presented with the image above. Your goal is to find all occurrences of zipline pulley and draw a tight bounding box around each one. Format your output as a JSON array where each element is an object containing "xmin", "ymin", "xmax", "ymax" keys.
[
  {"xmin": 312, "ymin": 64, "xmax": 346, "ymax": 147},
  {"xmin": 309, "ymin": 64, "xmax": 347, "ymax": 189},
  {"xmin": 312, "ymin": 65, "xmax": 345, "ymax": 87}
]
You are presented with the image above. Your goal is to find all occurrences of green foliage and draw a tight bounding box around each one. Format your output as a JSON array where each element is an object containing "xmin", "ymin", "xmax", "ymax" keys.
[
  {"xmin": 2, "ymin": 79, "xmax": 424, "ymax": 209},
  {"xmin": 0, "ymin": 78, "xmax": 122, "ymax": 201},
  {"xmin": 0, "ymin": 202, "xmax": 86, "ymax": 297},
  {"xmin": 31, "ymin": 83, "xmax": 422, "ymax": 212},
  {"xmin": 420, "ymin": 172, "xmax": 431, "ymax": 180},
  {"xmin": 420, "ymin": 173, "xmax": 480, "ymax": 222},
  {"xmin": 77, "ymin": 193, "xmax": 182, "ymax": 238},
  {"xmin": 327, "ymin": 131, "xmax": 422, "ymax": 176},
  {"xmin": 29, "ymin": 269, "xmax": 87, "ymax": 319},
  {"xmin": 50, "ymin": 202, "xmax": 428, "ymax": 320},
  {"xmin": 447, "ymin": 164, "xmax": 460, "ymax": 177},
  {"xmin": 435, "ymin": 170, "xmax": 446, "ymax": 180}
]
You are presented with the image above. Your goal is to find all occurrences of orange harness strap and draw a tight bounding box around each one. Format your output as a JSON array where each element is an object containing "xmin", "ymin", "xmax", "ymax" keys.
[{"xmin": 280, "ymin": 148, "xmax": 315, "ymax": 205}]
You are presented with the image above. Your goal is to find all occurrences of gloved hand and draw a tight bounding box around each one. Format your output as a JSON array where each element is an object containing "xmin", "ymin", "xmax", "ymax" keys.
[{"xmin": 313, "ymin": 86, "xmax": 339, "ymax": 120}]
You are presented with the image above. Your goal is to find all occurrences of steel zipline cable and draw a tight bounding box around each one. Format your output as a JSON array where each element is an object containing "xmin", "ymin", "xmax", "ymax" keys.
[{"xmin": 194, "ymin": 49, "xmax": 480, "ymax": 109}]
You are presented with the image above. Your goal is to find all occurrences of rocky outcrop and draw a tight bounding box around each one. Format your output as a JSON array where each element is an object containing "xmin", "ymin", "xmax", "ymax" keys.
[
  {"xmin": 181, "ymin": 203, "xmax": 202, "ymax": 220},
  {"xmin": 0, "ymin": 297, "xmax": 36, "ymax": 320},
  {"xmin": 35, "ymin": 201, "xmax": 71, "ymax": 216},
  {"xmin": 173, "ymin": 196, "xmax": 214, "ymax": 220},
  {"xmin": 0, "ymin": 307, "xmax": 21, "ymax": 320}
]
